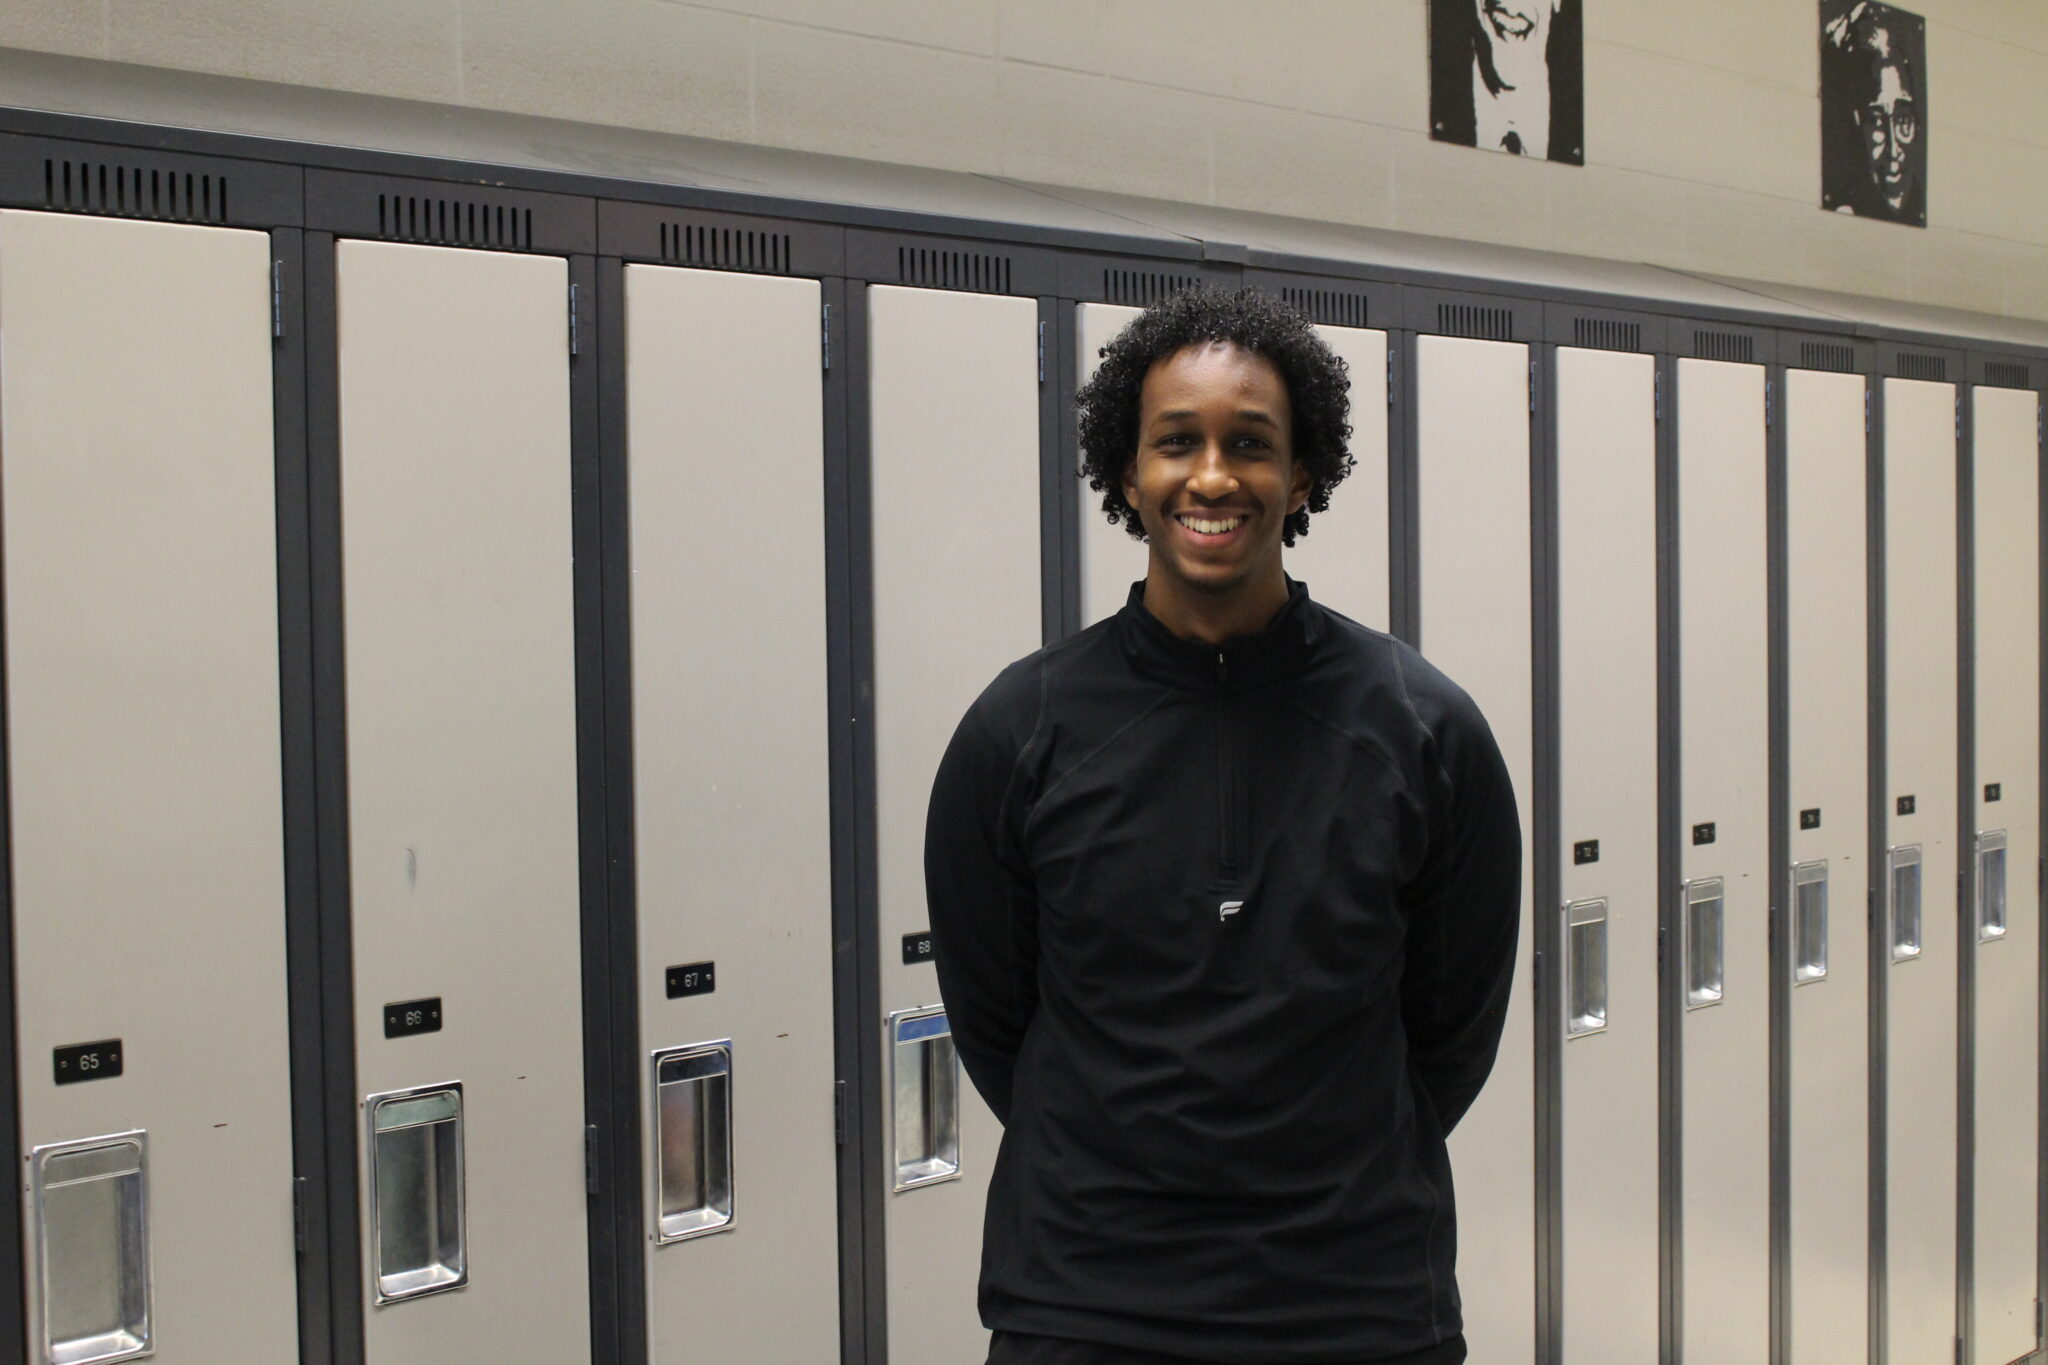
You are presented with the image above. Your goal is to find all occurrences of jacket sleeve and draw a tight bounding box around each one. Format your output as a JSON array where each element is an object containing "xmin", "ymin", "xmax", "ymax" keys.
[
  {"xmin": 924, "ymin": 690, "xmax": 1039, "ymax": 1126},
  {"xmin": 1400, "ymin": 683, "xmax": 1523, "ymax": 1135}
]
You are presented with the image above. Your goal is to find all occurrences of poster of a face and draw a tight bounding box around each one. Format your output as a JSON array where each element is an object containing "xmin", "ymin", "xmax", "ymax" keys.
[
  {"xmin": 1821, "ymin": 0, "xmax": 1927, "ymax": 225},
  {"xmin": 1429, "ymin": 0, "xmax": 1584, "ymax": 164}
]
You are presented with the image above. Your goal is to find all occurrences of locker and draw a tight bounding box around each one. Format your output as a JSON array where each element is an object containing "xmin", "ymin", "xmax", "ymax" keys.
[
  {"xmin": 623, "ymin": 265, "xmax": 839, "ymax": 1360},
  {"xmin": 335, "ymin": 239, "xmax": 592, "ymax": 1360},
  {"xmin": 1783, "ymin": 367, "xmax": 1872, "ymax": 1364},
  {"xmin": 1553, "ymin": 346, "xmax": 1660, "ymax": 1365},
  {"xmin": 1968, "ymin": 383, "xmax": 2040, "ymax": 1364},
  {"xmin": 2, "ymin": 210, "xmax": 300, "ymax": 1364},
  {"xmin": 869, "ymin": 283, "xmax": 1042, "ymax": 1363},
  {"xmin": 1075, "ymin": 303, "xmax": 1391, "ymax": 630},
  {"xmin": 1675, "ymin": 358, "xmax": 1771, "ymax": 1360},
  {"xmin": 1881, "ymin": 375, "xmax": 1960, "ymax": 1365},
  {"xmin": 1414, "ymin": 333, "xmax": 1535, "ymax": 1365}
]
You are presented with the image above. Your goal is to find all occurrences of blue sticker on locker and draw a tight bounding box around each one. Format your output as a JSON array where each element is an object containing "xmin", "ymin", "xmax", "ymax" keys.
[{"xmin": 895, "ymin": 1013, "xmax": 951, "ymax": 1044}]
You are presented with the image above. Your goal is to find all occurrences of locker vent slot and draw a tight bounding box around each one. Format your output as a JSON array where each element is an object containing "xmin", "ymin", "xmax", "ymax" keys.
[
  {"xmin": 1571, "ymin": 317, "xmax": 1642, "ymax": 353},
  {"xmin": 1281, "ymin": 287, "xmax": 1370, "ymax": 329},
  {"xmin": 1799, "ymin": 340, "xmax": 1856, "ymax": 373},
  {"xmin": 1983, "ymin": 361, "xmax": 2031, "ymax": 390},
  {"xmin": 1104, "ymin": 269, "xmax": 1199, "ymax": 307},
  {"xmin": 376, "ymin": 194, "xmax": 533, "ymax": 250},
  {"xmin": 43, "ymin": 158, "xmax": 228, "ymax": 223},
  {"xmin": 658, "ymin": 222, "xmax": 792, "ymax": 274},
  {"xmin": 1694, "ymin": 329, "xmax": 1756, "ymax": 364},
  {"xmin": 898, "ymin": 246, "xmax": 1012, "ymax": 294},
  {"xmin": 1896, "ymin": 352, "xmax": 1948, "ymax": 382},
  {"xmin": 1437, "ymin": 303, "xmax": 1514, "ymax": 341}
]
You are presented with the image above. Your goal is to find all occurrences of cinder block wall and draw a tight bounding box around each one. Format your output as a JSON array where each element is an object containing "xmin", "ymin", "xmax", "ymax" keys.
[{"xmin": 4, "ymin": 0, "xmax": 2043, "ymax": 319}]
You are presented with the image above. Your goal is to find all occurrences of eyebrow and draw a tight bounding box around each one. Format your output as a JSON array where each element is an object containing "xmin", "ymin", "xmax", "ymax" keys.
[{"xmin": 1151, "ymin": 408, "xmax": 1280, "ymax": 427}]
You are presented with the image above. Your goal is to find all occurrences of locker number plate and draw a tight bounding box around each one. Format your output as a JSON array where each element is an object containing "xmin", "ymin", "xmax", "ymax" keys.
[
  {"xmin": 1692, "ymin": 822, "xmax": 1716, "ymax": 846},
  {"xmin": 1572, "ymin": 840, "xmax": 1600, "ymax": 865},
  {"xmin": 1986, "ymin": 783, "xmax": 2002, "ymax": 803},
  {"xmin": 384, "ymin": 997, "xmax": 443, "ymax": 1038},
  {"xmin": 1800, "ymin": 808, "xmax": 1822, "ymax": 830},
  {"xmin": 53, "ymin": 1039, "xmax": 122, "ymax": 1085},
  {"xmin": 902, "ymin": 932, "xmax": 936, "ymax": 965},
  {"xmin": 667, "ymin": 962, "xmax": 716, "ymax": 998},
  {"xmin": 1896, "ymin": 794, "xmax": 1916, "ymax": 816}
]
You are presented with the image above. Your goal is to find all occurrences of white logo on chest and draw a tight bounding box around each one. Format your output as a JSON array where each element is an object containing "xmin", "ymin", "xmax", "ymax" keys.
[{"xmin": 1219, "ymin": 900, "xmax": 1245, "ymax": 922}]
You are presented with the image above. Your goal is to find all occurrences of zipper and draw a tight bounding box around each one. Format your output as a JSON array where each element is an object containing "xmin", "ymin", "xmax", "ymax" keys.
[{"xmin": 1216, "ymin": 651, "xmax": 1244, "ymax": 885}]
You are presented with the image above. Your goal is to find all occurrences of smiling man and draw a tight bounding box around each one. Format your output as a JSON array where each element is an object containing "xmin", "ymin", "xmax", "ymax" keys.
[{"xmin": 925, "ymin": 287, "xmax": 1521, "ymax": 1365}]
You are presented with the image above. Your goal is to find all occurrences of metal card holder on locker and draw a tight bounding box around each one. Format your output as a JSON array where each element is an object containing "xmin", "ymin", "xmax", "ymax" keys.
[{"xmin": 27, "ymin": 1130, "xmax": 152, "ymax": 1365}]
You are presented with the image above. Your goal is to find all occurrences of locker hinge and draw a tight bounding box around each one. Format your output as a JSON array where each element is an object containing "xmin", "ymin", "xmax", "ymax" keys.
[
  {"xmin": 584, "ymin": 1123, "xmax": 600, "ymax": 1194},
  {"xmin": 291, "ymin": 1175, "xmax": 307, "ymax": 1252},
  {"xmin": 834, "ymin": 1079, "xmax": 847, "ymax": 1145},
  {"xmin": 1654, "ymin": 371, "xmax": 1662, "ymax": 421},
  {"xmin": 2034, "ymin": 1295, "xmax": 2043, "ymax": 1342},
  {"xmin": 1530, "ymin": 357, "xmax": 1538, "ymax": 414},
  {"xmin": 1765, "ymin": 377, "xmax": 1774, "ymax": 431},
  {"xmin": 822, "ymin": 303, "xmax": 832, "ymax": 372},
  {"xmin": 568, "ymin": 283, "xmax": 581, "ymax": 357},
  {"xmin": 271, "ymin": 260, "xmax": 284, "ymax": 339},
  {"xmin": 1038, "ymin": 321, "xmax": 1046, "ymax": 385},
  {"xmin": 1956, "ymin": 397, "xmax": 1963, "ymax": 440},
  {"xmin": 1865, "ymin": 387, "xmax": 1872, "ymax": 434}
]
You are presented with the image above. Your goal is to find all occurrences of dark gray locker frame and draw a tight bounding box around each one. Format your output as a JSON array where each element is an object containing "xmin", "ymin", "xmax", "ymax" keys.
[
  {"xmin": 302, "ymin": 165, "xmax": 614, "ymax": 1364},
  {"xmin": 0, "ymin": 135, "xmax": 327, "ymax": 1364}
]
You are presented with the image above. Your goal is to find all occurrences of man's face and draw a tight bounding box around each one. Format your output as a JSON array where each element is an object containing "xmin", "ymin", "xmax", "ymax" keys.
[
  {"xmin": 1856, "ymin": 61, "xmax": 1918, "ymax": 211},
  {"xmin": 1122, "ymin": 342, "xmax": 1309, "ymax": 602}
]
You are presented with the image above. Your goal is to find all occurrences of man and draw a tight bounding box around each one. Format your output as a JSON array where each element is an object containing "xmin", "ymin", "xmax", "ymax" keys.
[{"xmin": 925, "ymin": 287, "xmax": 1521, "ymax": 1365}]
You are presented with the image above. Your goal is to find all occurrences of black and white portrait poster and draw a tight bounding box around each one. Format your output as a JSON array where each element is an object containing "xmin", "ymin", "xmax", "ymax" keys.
[
  {"xmin": 1429, "ymin": 0, "xmax": 1584, "ymax": 164},
  {"xmin": 1821, "ymin": 0, "xmax": 1927, "ymax": 225}
]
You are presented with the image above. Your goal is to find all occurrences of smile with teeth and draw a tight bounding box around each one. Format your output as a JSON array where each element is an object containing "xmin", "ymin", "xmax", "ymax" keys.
[{"xmin": 1176, "ymin": 512, "xmax": 1245, "ymax": 536}]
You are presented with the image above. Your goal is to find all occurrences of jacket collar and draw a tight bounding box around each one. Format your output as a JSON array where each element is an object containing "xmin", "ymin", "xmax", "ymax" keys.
[{"xmin": 1115, "ymin": 577, "xmax": 1323, "ymax": 691}]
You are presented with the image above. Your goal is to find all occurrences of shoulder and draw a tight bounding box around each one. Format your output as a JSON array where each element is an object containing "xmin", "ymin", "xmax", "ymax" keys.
[
  {"xmin": 956, "ymin": 616, "xmax": 1117, "ymax": 754},
  {"xmin": 1304, "ymin": 603, "xmax": 1499, "ymax": 759}
]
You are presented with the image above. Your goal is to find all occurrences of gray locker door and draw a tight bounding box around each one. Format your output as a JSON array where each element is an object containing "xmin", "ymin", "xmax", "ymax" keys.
[
  {"xmin": 1676, "ymin": 358, "xmax": 1771, "ymax": 1360},
  {"xmin": 1969, "ymin": 384, "xmax": 2040, "ymax": 1365},
  {"xmin": 1554, "ymin": 346, "xmax": 1660, "ymax": 1364},
  {"xmin": 336, "ymin": 239, "xmax": 592, "ymax": 1361},
  {"xmin": 870, "ymin": 283, "xmax": 1042, "ymax": 1364},
  {"xmin": 1415, "ymin": 333, "xmax": 1535, "ymax": 1365},
  {"xmin": 1784, "ymin": 367, "xmax": 1871, "ymax": 1365},
  {"xmin": 624, "ymin": 265, "xmax": 838, "ymax": 1360},
  {"xmin": 2, "ymin": 210, "xmax": 300, "ymax": 1365},
  {"xmin": 1881, "ymin": 375, "xmax": 1960, "ymax": 1365},
  {"xmin": 1076, "ymin": 305, "xmax": 1391, "ymax": 630}
]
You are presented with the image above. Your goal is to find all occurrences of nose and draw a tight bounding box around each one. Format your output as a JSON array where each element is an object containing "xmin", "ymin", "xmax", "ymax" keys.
[{"xmin": 1188, "ymin": 441, "xmax": 1239, "ymax": 498}]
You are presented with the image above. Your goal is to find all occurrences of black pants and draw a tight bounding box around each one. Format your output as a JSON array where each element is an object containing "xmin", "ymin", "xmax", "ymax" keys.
[{"xmin": 986, "ymin": 1329, "xmax": 1468, "ymax": 1365}]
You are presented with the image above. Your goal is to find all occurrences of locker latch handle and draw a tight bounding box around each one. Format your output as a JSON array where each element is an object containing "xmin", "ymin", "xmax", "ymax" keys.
[
  {"xmin": 1976, "ymin": 830, "xmax": 2009, "ymax": 943},
  {"xmin": 29, "ymin": 1131, "xmax": 152, "ymax": 1365},
  {"xmin": 1791, "ymin": 859, "xmax": 1829, "ymax": 984},
  {"xmin": 1683, "ymin": 878, "xmax": 1726, "ymax": 1009},
  {"xmin": 1888, "ymin": 845, "xmax": 1924, "ymax": 963},
  {"xmin": 889, "ymin": 1006, "xmax": 961, "ymax": 1191},
  {"xmin": 1563, "ymin": 899, "xmax": 1609, "ymax": 1038},
  {"xmin": 652, "ymin": 1042, "xmax": 735, "ymax": 1244},
  {"xmin": 367, "ymin": 1082, "xmax": 468, "ymax": 1304}
]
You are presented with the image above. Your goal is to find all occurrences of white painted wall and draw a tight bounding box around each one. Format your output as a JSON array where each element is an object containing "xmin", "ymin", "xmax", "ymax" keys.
[{"xmin": 2, "ymin": 3, "xmax": 2039, "ymax": 314}]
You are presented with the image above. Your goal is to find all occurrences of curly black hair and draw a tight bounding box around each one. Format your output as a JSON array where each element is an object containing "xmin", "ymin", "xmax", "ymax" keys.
[{"xmin": 1076, "ymin": 285, "xmax": 1353, "ymax": 546}]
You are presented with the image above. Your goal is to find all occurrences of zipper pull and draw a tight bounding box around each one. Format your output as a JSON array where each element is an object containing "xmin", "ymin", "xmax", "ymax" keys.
[{"xmin": 1217, "ymin": 651, "xmax": 1228, "ymax": 688}]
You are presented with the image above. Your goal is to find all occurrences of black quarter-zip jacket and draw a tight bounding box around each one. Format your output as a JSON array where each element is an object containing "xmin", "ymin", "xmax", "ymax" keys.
[{"xmin": 925, "ymin": 581, "xmax": 1522, "ymax": 1364}]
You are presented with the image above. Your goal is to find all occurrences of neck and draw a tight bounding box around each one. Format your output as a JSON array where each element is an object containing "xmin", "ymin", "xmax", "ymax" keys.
[{"xmin": 1140, "ymin": 565, "xmax": 1291, "ymax": 647}]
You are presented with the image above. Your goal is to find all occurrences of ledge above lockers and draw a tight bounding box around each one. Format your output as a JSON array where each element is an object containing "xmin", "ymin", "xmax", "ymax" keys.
[{"xmin": 2, "ymin": 45, "xmax": 2045, "ymax": 374}]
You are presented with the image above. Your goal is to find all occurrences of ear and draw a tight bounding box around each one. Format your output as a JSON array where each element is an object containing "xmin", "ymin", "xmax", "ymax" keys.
[
  {"xmin": 1287, "ymin": 461, "xmax": 1312, "ymax": 517},
  {"xmin": 1120, "ymin": 456, "xmax": 1140, "ymax": 512}
]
